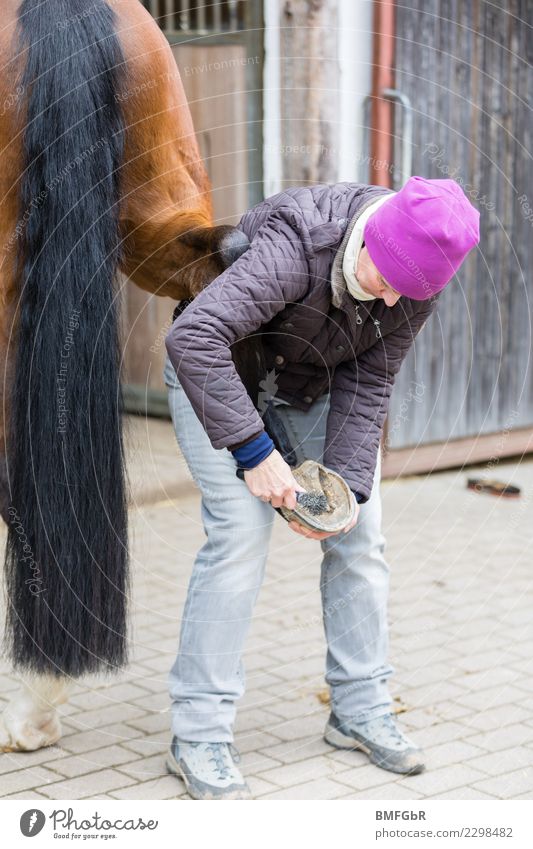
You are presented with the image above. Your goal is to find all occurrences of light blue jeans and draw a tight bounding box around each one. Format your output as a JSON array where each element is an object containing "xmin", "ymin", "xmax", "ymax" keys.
[{"xmin": 163, "ymin": 354, "xmax": 394, "ymax": 742}]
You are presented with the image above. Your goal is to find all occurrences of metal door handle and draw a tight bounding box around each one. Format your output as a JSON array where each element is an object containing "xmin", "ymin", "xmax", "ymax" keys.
[
  {"xmin": 381, "ymin": 88, "xmax": 413, "ymax": 185},
  {"xmin": 361, "ymin": 89, "xmax": 413, "ymax": 186}
]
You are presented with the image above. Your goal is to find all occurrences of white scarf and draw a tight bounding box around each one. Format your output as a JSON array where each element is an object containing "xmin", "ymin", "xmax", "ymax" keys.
[{"xmin": 342, "ymin": 193, "xmax": 395, "ymax": 301}]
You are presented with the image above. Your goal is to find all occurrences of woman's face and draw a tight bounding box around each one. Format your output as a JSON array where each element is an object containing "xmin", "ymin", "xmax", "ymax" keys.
[{"xmin": 356, "ymin": 246, "xmax": 402, "ymax": 307}]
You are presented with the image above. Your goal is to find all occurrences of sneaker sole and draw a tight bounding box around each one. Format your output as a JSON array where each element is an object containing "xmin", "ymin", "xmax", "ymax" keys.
[
  {"xmin": 324, "ymin": 722, "xmax": 425, "ymax": 775},
  {"xmin": 165, "ymin": 750, "xmax": 251, "ymax": 800}
]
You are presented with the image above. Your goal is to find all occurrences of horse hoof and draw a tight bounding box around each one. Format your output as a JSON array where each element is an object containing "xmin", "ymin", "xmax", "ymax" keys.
[
  {"xmin": 217, "ymin": 228, "xmax": 250, "ymax": 268},
  {"xmin": 0, "ymin": 716, "xmax": 15, "ymax": 751},
  {"xmin": 0, "ymin": 732, "xmax": 19, "ymax": 752},
  {"xmin": 0, "ymin": 712, "xmax": 62, "ymax": 752}
]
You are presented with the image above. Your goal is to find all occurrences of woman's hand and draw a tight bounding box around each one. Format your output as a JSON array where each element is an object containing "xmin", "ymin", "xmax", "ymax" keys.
[
  {"xmin": 245, "ymin": 452, "xmax": 361, "ymax": 539},
  {"xmin": 243, "ymin": 449, "xmax": 306, "ymax": 509}
]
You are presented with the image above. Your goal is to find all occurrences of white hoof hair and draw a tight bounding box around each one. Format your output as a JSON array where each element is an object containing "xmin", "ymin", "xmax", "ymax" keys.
[{"xmin": 0, "ymin": 673, "xmax": 73, "ymax": 752}]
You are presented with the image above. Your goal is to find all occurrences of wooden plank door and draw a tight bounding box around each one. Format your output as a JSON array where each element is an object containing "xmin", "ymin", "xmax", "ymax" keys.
[{"xmin": 385, "ymin": 0, "xmax": 533, "ymax": 450}]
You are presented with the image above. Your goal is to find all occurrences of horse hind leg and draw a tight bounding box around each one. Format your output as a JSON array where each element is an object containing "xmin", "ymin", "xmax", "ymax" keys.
[{"xmin": 0, "ymin": 672, "xmax": 74, "ymax": 752}]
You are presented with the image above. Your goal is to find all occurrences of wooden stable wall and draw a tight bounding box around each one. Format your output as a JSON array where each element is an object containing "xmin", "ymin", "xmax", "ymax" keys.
[{"xmin": 382, "ymin": 0, "xmax": 533, "ymax": 469}]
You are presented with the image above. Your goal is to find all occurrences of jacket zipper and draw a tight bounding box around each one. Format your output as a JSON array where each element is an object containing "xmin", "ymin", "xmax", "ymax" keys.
[{"xmin": 354, "ymin": 305, "xmax": 383, "ymax": 339}]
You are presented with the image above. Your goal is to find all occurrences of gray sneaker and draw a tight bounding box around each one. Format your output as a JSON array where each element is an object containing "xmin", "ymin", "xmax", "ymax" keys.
[
  {"xmin": 324, "ymin": 711, "xmax": 425, "ymax": 775},
  {"xmin": 166, "ymin": 737, "xmax": 251, "ymax": 799}
]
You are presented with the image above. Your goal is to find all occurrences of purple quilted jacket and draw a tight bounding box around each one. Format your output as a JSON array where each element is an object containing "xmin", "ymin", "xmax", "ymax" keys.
[{"xmin": 165, "ymin": 183, "xmax": 440, "ymax": 502}]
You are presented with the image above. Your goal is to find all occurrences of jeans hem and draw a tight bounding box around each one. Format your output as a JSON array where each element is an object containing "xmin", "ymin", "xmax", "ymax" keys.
[
  {"xmin": 331, "ymin": 701, "xmax": 393, "ymax": 725},
  {"xmin": 171, "ymin": 726, "xmax": 235, "ymax": 744}
]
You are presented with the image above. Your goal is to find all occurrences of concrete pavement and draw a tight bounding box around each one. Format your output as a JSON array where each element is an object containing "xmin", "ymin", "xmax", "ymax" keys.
[{"xmin": 0, "ymin": 415, "xmax": 532, "ymax": 800}]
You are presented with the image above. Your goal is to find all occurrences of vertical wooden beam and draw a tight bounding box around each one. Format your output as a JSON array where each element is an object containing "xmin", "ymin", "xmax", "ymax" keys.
[{"xmin": 279, "ymin": 0, "xmax": 339, "ymax": 185}]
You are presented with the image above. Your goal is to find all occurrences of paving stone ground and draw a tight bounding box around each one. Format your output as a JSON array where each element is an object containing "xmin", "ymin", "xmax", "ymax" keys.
[{"xmin": 1, "ymin": 416, "xmax": 532, "ymax": 800}]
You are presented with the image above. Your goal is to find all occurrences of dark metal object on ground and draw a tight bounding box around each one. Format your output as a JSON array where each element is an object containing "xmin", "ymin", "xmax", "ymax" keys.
[{"xmin": 466, "ymin": 478, "xmax": 521, "ymax": 498}]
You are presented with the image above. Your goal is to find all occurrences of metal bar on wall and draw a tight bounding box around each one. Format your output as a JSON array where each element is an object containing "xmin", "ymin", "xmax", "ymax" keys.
[
  {"xmin": 228, "ymin": 0, "xmax": 239, "ymax": 31},
  {"xmin": 196, "ymin": 1, "xmax": 207, "ymax": 32},
  {"xmin": 179, "ymin": 0, "xmax": 190, "ymax": 31},
  {"xmin": 213, "ymin": 0, "xmax": 222, "ymax": 31},
  {"xmin": 164, "ymin": 0, "xmax": 174, "ymax": 32},
  {"xmin": 381, "ymin": 87, "xmax": 413, "ymax": 186}
]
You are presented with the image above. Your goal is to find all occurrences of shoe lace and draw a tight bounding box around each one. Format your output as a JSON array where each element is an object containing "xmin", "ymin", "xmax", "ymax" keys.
[
  {"xmin": 204, "ymin": 742, "xmax": 240, "ymax": 781},
  {"xmin": 373, "ymin": 713, "xmax": 410, "ymax": 747}
]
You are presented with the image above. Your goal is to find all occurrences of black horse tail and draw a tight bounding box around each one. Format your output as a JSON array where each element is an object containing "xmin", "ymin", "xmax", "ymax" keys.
[{"xmin": 4, "ymin": 0, "xmax": 129, "ymax": 677}]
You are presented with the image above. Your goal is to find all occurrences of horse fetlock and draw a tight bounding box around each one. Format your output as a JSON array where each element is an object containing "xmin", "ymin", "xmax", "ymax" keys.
[{"xmin": 19, "ymin": 673, "xmax": 73, "ymax": 710}]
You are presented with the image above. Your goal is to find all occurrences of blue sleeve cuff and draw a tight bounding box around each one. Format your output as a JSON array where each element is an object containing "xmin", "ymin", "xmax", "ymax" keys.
[
  {"xmin": 354, "ymin": 492, "xmax": 365, "ymax": 504},
  {"xmin": 231, "ymin": 431, "xmax": 275, "ymax": 470}
]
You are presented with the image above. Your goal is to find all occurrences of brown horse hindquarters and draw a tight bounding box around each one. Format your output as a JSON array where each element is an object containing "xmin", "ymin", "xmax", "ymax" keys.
[{"xmin": 114, "ymin": 1, "xmax": 250, "ymax": 297}]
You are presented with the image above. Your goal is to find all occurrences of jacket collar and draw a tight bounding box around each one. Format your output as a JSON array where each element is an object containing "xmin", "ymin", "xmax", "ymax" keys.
[{"xmin": 330, "ymin": 189, "xmax": 394, "ymax": 309}]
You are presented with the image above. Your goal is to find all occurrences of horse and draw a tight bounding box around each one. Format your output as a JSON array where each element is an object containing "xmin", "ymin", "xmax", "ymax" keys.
[{"xmin": 0, "ymin": 0, "xmax": 250, "ymax": 752}]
